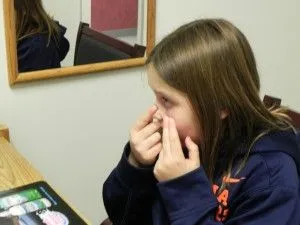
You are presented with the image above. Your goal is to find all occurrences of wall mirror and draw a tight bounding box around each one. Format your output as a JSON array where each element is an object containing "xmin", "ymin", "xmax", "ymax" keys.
[{"xmin": 3, "ymin": 0, "xmax": 156, "ymax": 85}]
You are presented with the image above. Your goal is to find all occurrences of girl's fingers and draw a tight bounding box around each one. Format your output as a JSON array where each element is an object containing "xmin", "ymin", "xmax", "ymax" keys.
[
  {"xmin": 162, "ymin": 116, "xmax": 171, "ymax": 157},
  {"xmin": 146, "ymin": 142, "xmax": 162, "ymax": 159},
  {"xmin": 169, "ymin": 117, "xmax": 184, "ymax": 158},
  {"xmin": 133, "ymin": 105, "xmax": 158, "ymax": 132},
  {"xmin": 137, "ymin": 122, "xmax": 161, "ymax": 140},
  {"xmin": 185, "ymin": 136, "xmax": 200, "ymax": 161},
  {"xmin": 141, "ymin": 132, "xmax": 161, "ymax": 150}
]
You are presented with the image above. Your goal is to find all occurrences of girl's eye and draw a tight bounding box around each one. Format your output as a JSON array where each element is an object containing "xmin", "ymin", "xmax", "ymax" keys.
[
  {"xmin": 162, "ymin": 97, "xmax": 168, "ymax": 102},
  {"xmin": 161, "ymin": 97, "xmax": 171, "ymax": 107}
]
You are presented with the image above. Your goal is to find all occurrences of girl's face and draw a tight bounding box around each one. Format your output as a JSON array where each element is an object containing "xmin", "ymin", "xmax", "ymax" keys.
[{"xmin": 147, "ymin": 65, "xmax": 203, "ymax": 146}]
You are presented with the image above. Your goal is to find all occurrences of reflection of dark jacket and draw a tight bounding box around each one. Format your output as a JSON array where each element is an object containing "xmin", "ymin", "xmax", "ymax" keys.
[
  {"xmin": 17, "ymin": 23, "xmax": 70, "ymax": 72},
  {"xmin": 103, "ymin": 130, "xmax": 300, "ymax": 225}
]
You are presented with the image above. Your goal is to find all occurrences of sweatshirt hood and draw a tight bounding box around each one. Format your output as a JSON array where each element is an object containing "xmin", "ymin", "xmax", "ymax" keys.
[{"xmin": 252, "ymin": 130, "xmax": 300, "ymax": 174}]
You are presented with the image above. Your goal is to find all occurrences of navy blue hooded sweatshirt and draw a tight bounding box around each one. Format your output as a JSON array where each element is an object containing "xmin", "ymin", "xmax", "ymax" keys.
[
  {"xmin": 17, "ymin": 23, "xmax": 70, "ymax": 73},
  {"xmin": 103, "ymin": 130, "xmax": 300, "ymax": 225}
]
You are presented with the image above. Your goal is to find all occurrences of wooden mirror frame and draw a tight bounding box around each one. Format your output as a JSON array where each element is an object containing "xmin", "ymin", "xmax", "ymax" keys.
[{"xmin": 3, "ymin": 0, "xmax": 156, "ymax": 85}]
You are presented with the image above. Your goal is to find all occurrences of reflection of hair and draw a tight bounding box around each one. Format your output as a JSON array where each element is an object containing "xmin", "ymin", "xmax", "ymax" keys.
[
  {"xmin": 146, "ymin": 18, "xmax": 292, "ymax": 187},
  {"xmin": 14, "ymin": 0, "xmax": 59, "ymax": 45}
]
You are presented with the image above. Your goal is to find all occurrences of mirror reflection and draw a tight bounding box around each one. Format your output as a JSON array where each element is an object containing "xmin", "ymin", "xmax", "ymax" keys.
[{"xmin": 14, "ymin": 0, "xmax": 147, "ymax": 73}]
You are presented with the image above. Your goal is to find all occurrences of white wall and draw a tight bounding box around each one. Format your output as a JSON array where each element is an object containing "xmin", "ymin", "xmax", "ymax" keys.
[
  {"xmin": 42, "ymin": 0, "xmax": 81, "ymax": 66},
  {"xmin": 0, "ymin": 0, "xmax": 300, "ymax": 224},
  {"xmin": 137, "ymin": 0, "xmax": 147, "ymax": 45},
  {"xmin": 81, "ymin": 0, "xmax": 91, "ymax": 24}
]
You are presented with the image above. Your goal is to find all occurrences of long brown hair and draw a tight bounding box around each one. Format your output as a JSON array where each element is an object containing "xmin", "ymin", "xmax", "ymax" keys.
[
  {"xmin": 146, "ymin": 19, "xmax": 292, "ymax": 185},
  {"xmin": 14, "ymin": 0, "xmax": 59, "ymax": 44}
]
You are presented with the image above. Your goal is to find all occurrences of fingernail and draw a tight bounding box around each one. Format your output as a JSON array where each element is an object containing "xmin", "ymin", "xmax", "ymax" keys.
[
  {"xmin": 153, "ymin": 117, "xmax": 159, "ymax": 123},
  {"xmin": 153, "ymin": 112, "xmax": 163, "ymax": 121},
  {"xmin": 153, "ymin": 118, "xmax": 161, "ymax": 126}
]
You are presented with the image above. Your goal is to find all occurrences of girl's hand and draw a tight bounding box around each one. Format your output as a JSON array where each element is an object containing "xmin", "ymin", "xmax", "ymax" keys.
[
  {"xmin": 154, "ymin": 116, "xmax": 200, "ymax": 182},
  {"xmin": 129, "ymin": 105, "xmax": 162, "ymax": 167}
]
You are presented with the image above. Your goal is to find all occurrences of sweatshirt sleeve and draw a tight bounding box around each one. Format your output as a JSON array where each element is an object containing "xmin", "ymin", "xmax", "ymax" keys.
[
  {"xmin": 102, "ymin": 143, "xmax": 157, "ymax": 225},
  {"xmin": 157, "ymin": 166, "xmax": 299, "ymax": 225}
]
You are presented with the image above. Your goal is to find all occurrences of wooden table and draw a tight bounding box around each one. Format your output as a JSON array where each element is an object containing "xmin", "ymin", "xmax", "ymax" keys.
[
  {"xmin": 0, "ymin": 137, "xmax": 44, "ymax": 191},
  {"xmin": 0, "ymin": 126, "xmax": 90, "ymax": 224}
]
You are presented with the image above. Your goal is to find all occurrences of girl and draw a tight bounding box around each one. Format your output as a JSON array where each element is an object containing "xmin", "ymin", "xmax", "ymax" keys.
[
  {"xmin": 102, "ymin": 18, "xmax": 300, "ymax": 224},
  {"xmin": 14, "ymin": 0, "xmax": 70, "ymax": 72}
]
